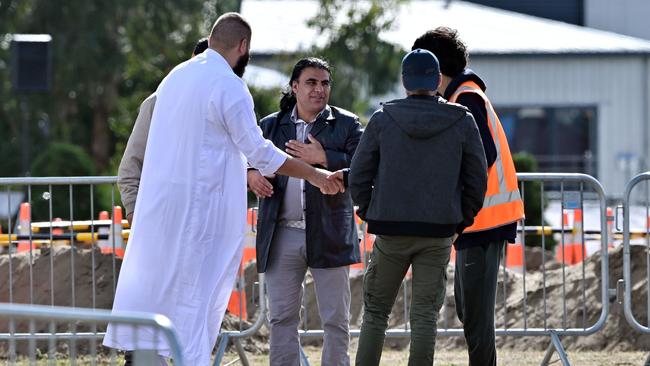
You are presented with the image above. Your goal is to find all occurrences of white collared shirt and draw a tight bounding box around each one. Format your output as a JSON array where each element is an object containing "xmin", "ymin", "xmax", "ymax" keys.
[{"xmin": 278, "ymin": 105, "xmax": 327, "ymax": 223}]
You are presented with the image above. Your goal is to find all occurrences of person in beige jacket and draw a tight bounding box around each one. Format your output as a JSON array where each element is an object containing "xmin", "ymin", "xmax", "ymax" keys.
[{"xmin": 118, "ymin": 38, "xmax": 209, "ymax": 224}]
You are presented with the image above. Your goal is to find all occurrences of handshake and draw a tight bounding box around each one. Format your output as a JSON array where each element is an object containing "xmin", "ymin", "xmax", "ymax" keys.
[
  {"xmin": 248, "ymin": 168, "xmax": 347, "ymax": 197},
  {"xmin": 314, "ymin": 168, "xmax": 346, "ymax": 195}
]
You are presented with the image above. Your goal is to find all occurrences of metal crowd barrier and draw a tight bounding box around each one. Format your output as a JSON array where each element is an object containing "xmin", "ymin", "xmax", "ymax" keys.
[
  {"xmin": 0, "ymin": 303, "xmax": 184, "ymax": 365},
  {"xmin": 508, "ymin": 173, "xmax": 609, "ymax": 366},
  {"xmin": 3, "ymin": 174, "xmax": 649, "ymax": 366},
  {"xmin": 0, "ymin": 176, "xmax": 269, "ymax": 365},
  {"xmin": 0, "ymin": 176, "xmax": 122, "ymax": 309},
  {"xmin": 213, "ymin": 275, "xmax": 266, "ymax": 366},
  {"xmin": 622, "ymin": 172, "xmax": 650, "ymax": 365},
  {"xmin": 286, "ymin": 173, "xmax": 609, "ymax": 366}
]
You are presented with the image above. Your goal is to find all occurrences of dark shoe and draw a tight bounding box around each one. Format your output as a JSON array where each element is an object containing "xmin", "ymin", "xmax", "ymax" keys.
[{"xmin": 124, "ymin": 351, "xmax": 133, "ymax": 366}]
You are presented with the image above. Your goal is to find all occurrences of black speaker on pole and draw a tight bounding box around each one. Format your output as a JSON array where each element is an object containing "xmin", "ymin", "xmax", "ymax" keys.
[{"xmin": 11, "ymin": 34, "xmax": 52, "ymax": 92}]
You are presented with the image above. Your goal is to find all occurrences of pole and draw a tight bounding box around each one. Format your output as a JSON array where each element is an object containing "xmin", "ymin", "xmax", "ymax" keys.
[{"xmin": 20, "ymin": 96, "xmax": 30, "ymax": 176}]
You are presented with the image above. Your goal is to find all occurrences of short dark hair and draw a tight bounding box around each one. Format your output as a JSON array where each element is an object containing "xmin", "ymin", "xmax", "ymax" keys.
[
  {"xmin": 279, "ymin": 57, "xmax": 331, "ymax": 113},
  {"xmin": 412, "ymin": 27, "xmax": 468, "ymax": 78},
  {"xmin": 193, "ymin": 38, "xmax": 208, "ymax": 56},
  {"xmin": 209, "ymin": 12, "xmax": 252, "ymax": 50}
]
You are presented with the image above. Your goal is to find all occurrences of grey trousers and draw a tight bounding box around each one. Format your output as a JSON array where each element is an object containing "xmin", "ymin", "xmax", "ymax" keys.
[{"xmin": 266, "ymin": 227, "xmax": 351, "ymax": 366}]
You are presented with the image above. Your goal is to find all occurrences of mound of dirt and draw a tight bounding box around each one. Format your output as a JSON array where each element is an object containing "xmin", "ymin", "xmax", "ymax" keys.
[
  {"xmin": 2, "ymin": 244, "xmax": 648, "ymax": 355},
  {"xmin": 276, "ymin": 245, "xmax": 650, "ymax": 351},
  {"xmin": 0, "ymin": 246, "xmax": 119, "ymax": 310}
]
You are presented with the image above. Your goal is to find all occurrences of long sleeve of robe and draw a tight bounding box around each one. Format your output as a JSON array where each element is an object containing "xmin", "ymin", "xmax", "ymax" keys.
[{"xmin": 103, "ymin": 49, "xmax": 287, "ymax": 366}]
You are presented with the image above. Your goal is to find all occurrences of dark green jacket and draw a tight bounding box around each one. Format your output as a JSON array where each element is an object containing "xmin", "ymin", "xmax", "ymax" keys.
[{"xmin": 349, "ymin": 96, "xmax": 487, "ymax": 237}]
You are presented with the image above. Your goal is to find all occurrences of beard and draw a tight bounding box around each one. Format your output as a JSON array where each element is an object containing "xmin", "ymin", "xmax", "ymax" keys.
[{"xmin": 232, "ymin": 51, "xmax": 250, "ymax": 77}]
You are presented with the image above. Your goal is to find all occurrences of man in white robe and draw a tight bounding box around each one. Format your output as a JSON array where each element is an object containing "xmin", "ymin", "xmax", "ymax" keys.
[{"xmin": 103, "ymin": 13, "xmax": 343, "ymax": 365}]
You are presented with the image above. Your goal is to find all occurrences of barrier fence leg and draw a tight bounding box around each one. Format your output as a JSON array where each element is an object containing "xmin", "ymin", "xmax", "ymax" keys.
[
  {"xmin": 540, "ymin": 330, "xmax": 570, "ymax": 366},
  {"xmin": 234, "ymin": 338, "xmax": 250, "ymax": 366},
  {"xmin": 213, "ymin": 333, "xmax": 230, "ymax": 366},
  {"xmin": 299, "ymin": 344, "xmax": 311, "ymax": 366}
]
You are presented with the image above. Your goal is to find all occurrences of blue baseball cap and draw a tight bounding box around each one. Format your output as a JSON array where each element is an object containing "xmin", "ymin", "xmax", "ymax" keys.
[{"xmin": 401, "ymin": 49, "xmax": 441, "ymax": 92}]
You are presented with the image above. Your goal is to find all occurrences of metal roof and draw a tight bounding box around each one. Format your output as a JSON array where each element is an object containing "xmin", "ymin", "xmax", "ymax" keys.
[
  {"xmin": 243, "ymin": 64, "xmax": 289, "ymax": 89},
  {"xmin": 242, "ymin": 0, "xmax": 650, "ymax": 56}
]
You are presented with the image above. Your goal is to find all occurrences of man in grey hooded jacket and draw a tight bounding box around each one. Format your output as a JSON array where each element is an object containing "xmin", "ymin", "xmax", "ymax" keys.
[{"xmin": 349, "ymin": 49, "xmax": 487, "ymax": 366}]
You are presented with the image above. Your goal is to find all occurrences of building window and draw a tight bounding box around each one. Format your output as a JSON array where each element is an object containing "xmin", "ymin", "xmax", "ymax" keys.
[{"xmin": 497, "ymin": 106, "xmax": 598, "ymax": 176}]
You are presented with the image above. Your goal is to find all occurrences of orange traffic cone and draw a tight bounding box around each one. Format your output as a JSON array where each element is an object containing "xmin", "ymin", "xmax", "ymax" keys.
[
  {"xmin": 51, "ymin": 217, "xmax": 66, "ymax": 245},
  {"xmin": 16, "ymin": 203, "xmax": 35, "ymax": 253},
  {"xmin": 350, "ymin": 213, "xmax": 364, "ymax": 275},
  {"xmin": 97, "ymin": 210, "xmax": 110, "ymax": 251},
  {"xmin": 556, "ymin": 211, "xmax": 574, "ymax": 265},
  {"xmin": 571, "ymin": 209, "xmax": 586, "ymax": 264},
  {"xmin": 51, "ymin": 218, "xmax": 63, "ymax": 235},
  {"xmin": 107, "ymin": 207, "xmax": 125, "ymax": 258},
  {"xmin": 505, "ymin": 233, "xmax": 524, "ymax": 273},
  {"xmin": 350, "ymin": 215, "xmax": 375, "ymax": 275},
  {"xmin": 227, "ymin": 208, "xmax": 257, "ymax": 321},
  {"xmin": 241, "ymin": 208, "xmax": 257, "ymax": 265},
  {"xmin": 606, "ymin": 207, "xmax": 615, "ymax": 249},
  {"xmin": 227, "ymin": 263, "xmax": 248, "ymax": 321}
]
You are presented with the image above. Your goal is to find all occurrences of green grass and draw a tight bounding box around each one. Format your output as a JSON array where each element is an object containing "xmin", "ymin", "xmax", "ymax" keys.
[
  {"xmin": 224, "ymin": 346, "xmax": 647, "ymax": 366},
  {"xmin": 7, "ymin": 347, "xmax": 646, "ymax": 365}
]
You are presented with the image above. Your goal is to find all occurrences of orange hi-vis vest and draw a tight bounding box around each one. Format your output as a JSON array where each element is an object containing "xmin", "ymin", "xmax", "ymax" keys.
[{"xmin": 449, "ymin": 81, "xmax": 525, "ymax": 232}]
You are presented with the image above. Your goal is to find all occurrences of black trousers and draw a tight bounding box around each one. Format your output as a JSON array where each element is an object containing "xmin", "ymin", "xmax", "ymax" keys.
[{"xmin": 454, "ymin": 241, "xmax": 504, "ymax": 366}]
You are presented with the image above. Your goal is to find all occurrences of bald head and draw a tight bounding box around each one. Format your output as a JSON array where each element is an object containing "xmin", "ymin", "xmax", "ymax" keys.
[{"xmin": 209, "ymin": 12, "xmax": 252, "ymax": 51}]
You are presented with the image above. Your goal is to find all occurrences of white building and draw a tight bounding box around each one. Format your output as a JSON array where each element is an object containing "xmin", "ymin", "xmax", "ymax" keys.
[
  {"xmin": 242, "ymin": 0, "xmax": 650, "ymax": 198},
  {"xmin": 585, "ymin": 0, "xmax": 650, "ymax": 41}
]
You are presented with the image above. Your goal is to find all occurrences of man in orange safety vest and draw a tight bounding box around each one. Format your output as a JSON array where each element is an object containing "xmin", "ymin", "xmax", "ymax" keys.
[{"xmin": 413, "ymin": 27, "xmax": 525, "ymax": 366}]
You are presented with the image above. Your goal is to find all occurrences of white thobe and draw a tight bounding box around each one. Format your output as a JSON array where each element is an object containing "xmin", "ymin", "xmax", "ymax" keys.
[{"xmin": 103, "ymin": 49, "xmax": 287, "ymax": 365}]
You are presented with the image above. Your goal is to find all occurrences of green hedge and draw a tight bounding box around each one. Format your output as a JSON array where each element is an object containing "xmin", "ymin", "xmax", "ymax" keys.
[
  {"xmin": 29, "ymin": 143, "xmax": 115, "ymax": 222},
  {"xmin": 513, "ymin": 152, "xmax": 556, "ymax": 250}
]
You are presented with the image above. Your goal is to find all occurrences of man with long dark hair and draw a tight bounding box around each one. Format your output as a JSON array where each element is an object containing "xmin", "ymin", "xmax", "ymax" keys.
[
  {"xmin": 413, "ymin": 27, "xmax": 525, "ymax": 366},
  {"xmin": 248, "ymin": 57, "xmax": 362, "ymax": 365}
]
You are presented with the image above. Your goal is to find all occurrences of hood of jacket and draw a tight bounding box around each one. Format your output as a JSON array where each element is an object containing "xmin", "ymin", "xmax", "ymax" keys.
[
  {"xmin": 382, "ymin": 95, "xmax": 468, "ymax": 139},
  {"xmin": 443, "ymin": 69, "xmax": 487, "ymax": 100}
]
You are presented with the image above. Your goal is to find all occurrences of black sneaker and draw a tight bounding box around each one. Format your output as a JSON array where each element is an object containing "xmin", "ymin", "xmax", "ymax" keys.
[{"xmin": 124, "ymin": 351, "xmax": 133, "ymax": 366}]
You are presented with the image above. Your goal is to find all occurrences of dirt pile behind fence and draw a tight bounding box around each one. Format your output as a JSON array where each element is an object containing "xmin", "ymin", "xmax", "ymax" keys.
[
  {"xmin": 292, "ymin": 245, "xmax": 650, "ymax": 351},
  {"xmin": 1, "ymin": 244, "xmax": 648, "ymax": 354}
]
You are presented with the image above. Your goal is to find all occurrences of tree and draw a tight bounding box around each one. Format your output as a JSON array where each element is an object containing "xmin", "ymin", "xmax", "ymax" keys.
[
  {"xmin": 0, "ymin": 0, "xmax": 222, "ymax": 174},
  {"xmin": 308, "ymin": 0, "xmax": 407, "ymax": 116},
  {"xmin": 29, "ymin": 143, "xmax": 97, "ymax": 221},
  {"xmin": 513, "ymin": 152, "xmax": 555, "ymax": 249}
]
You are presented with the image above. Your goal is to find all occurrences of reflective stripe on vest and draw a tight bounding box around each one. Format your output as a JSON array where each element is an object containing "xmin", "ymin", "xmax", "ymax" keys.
[{"xmin": 450, "ymin": 82, "xmax": 524, "ymax": 231}]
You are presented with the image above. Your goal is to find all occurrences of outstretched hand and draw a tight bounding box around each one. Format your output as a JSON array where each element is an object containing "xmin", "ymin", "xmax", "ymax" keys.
[
  {"xmin": 308, "ymin": 168, "xmax": 345, "ymax": 195},
  {"xmin": 247, "ymin": 170, "xmax": 275, "ymax": 198},
  {"xmin": 327, "ymin": 170, "xmax": 345, "ymax": 186}
]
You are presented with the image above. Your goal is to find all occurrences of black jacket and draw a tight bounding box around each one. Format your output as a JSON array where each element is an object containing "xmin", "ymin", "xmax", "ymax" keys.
[
  {"xmin": 349, "ymin": 95, "xmax": 487, "ymax": 237},
  {"xmin": 255, "ymin": 105, "xmax": 362, "ymax": 272}
]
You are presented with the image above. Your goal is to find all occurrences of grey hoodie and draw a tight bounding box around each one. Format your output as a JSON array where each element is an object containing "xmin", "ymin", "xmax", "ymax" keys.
[{"xmin": 349, "ymin": 95, "xmax": 487, "ymax": 237}]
